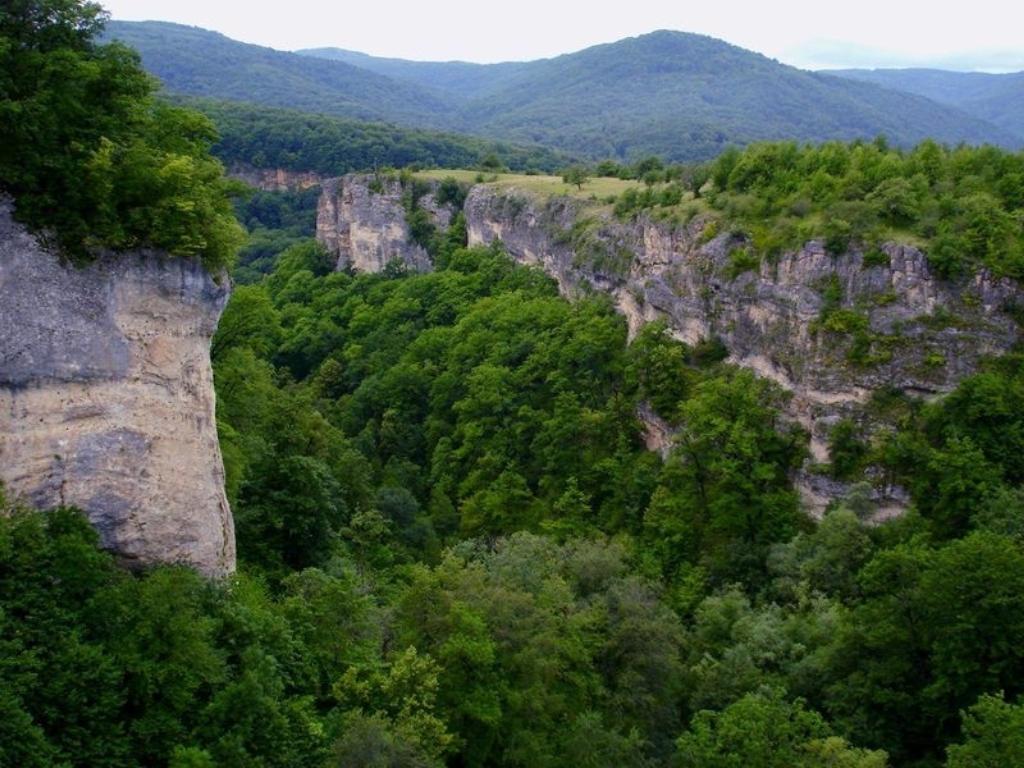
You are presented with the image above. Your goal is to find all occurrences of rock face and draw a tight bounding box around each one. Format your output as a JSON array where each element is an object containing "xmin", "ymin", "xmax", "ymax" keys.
[
  {"xmin": 317, "ymin": 175, "xmax": 434, "ymax": 273},
  {"xmin": 228, "ymin": 165, "xmax": 323, "ymax": 192},
  {"xmin": 0, "ymin": 202, "xmax": 235, "ymax": 576},
  {"xmin": 318, "ymin": 176, "xmax": 1022, "ymax": 513},
  {"xmin": 463, "ymin": 187, "xmax": 1019, "ymax": 463}
]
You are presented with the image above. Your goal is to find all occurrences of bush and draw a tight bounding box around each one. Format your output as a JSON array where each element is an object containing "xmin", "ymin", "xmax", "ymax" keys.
[
  {"xmin": 726, "ymin": 247, "xmax": 761, "ymax": 279},
  {"xmin": 829, "ymin": 419, "xmax": 868, "ymax": 479},
  {"xmin": 562, "ymin": 166, "xmax": 591, "ymax": 190},
  {"xmin": 435, "ymin": 176, "xmax": 468, "ymax": 209},
  {"xmin": 824, "ymin": 218, "xmax": 853, "ymax": 255}
]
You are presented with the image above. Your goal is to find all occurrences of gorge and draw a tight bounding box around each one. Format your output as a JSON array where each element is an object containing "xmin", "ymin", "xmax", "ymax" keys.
[{"xmin": 316, "ymin": 173, "xmax": 1023, "ymax": 512}]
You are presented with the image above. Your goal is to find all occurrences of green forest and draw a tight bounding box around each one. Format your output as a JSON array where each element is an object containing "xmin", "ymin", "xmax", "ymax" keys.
[
  {"xmin": 704, "ymin": 140, "xmax": 1024, "ymax": 277},
  {"xmin": 192, "ymin": 100, "xmax": 567, "ymax": 177},
  {"xmin": 4, "ymin": 3, "xmax": 1024, "ymax": 768},
  {"xmin": 0, "ymin": 1, "xmax": 243, "ymax": 267},
  {"xmin": 7, "ymin": 228, "xmax": 1024, "ymax": 767},
  {"xmin": 825, "ymin": 68, "xmax": 1024, "ymax": 142}
]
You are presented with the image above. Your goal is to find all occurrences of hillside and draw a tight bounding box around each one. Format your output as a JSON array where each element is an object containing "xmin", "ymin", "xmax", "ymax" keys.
[
  {"xmin": 112, "ymin": 22, "xmax": 1018, "ymax": 162},
  {"xmin": 296, "ymin": 46, "xmax": 530, "ymax": 99},
  {"xmin": 449, "ymin": 31, "xmax": 1019, "ymax": 160},
  {"xmin": 827, "ymin": 68, "xmax": 1024, "ymax": 141},
  {"xmin": 103, "ymin": 21, "xmax": 457, "ymax": 127},
  {"xmin": 188, "ymin": 99, "xmax": 569, "ymax": 174}
]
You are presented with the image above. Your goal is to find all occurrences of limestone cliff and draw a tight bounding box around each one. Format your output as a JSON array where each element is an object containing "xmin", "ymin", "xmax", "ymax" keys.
[
  {"xmin": 228, "ymin": 165, "xmax": 324, "ymax": 192},
  {"xmin": 463, "ymin": 188, "xmax": 1019, "ymax": 455},
  {"xmin": 0, "ymin": 202, "xmax": 235, "ymax": 576},
  {"xmin": 317, "ymin": 176, "xmax": 1022, "ymax": 513},
  {"xmin": 317, "ymin": 175, "xmax": 435, "ymax": 273}
]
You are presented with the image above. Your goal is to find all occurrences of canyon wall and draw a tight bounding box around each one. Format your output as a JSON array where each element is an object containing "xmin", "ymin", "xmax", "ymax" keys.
[
  {"xmin": 462, "ymin": 187, "xmax": 1019, "ymax": 461},
  {"xmin": 0, "ymin": 202, "xmax": 235, "ymax": 576},
  {"xmin": 317, "ymin": 175, "xmax": 435, "ymax": 273},
  {"xmin": 318, "ymin": 176, "xmax": 1022, "ymax": 513},
  {"xmin": 228, "ymin": 165, "xmax": 324, "ymax": 192}
]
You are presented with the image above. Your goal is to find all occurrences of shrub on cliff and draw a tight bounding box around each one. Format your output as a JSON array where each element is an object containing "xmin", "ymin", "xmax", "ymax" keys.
[
  {"xmin": 702, "ymin": 139, "xmax": 1024, "ymax": 278},
  {"xmin": 0, "ymin": 0, "xmax": 244, "ymax": 268}
]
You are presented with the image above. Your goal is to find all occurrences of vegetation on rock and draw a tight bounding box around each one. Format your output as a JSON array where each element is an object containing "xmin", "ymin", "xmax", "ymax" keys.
[
  {"xmin": 704, "ymin": 140, "xmax": 1024, "ymax": 277},
  {"xmin": 601, "ymin": 140, "xmax": 1024, "ymax": 278},
  {"xmin": 0, "ymin": 1, "xmax": 243, "ymax": 267}
]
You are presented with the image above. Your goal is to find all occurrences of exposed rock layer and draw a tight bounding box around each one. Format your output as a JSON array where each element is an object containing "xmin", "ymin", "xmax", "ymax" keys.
[
  {"xmin": 318, "ymin": 176, "xmax": 1022, "ymax": 513},
  {"xmin": 463, "ymin": 187, "xmax": 1019, "ymax": 461},
  {"xmin": 228, "ymin": 165, "xmax": 324, "ymax": 192},
  {"xmin": 317, "ymin": 175, "xmax": 434, "ymax": 273},
  {"xmin": 0, "ymin": 203, "xmax": 235, "ymax": 576}
]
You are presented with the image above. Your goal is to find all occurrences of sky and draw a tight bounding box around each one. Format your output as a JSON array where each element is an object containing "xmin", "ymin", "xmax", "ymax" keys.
[{"xmin": 102, "ymin": 0, "xmax": 1024, "ymax": 72}]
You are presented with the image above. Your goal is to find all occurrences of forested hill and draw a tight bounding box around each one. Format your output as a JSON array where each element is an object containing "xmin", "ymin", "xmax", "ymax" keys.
[
  {"xmin": 426, "ymin": 30, "xmax": 1018, "ymax": 160},
  {"xmin": 102, "ymin": 21, "xmax": 456, "ymax": 128},
  {"xmin": 827, "ymin": 68, "xmax": 1024, "ymax": 141},
  {"xmin": 295, "ymin": 47, "xmax": 530, "ymax": 99},
  {"xmin": 188, "ymin": 99, "xmax": 569, "ymax": 176},
  {"xmin": 108, "ymin": 21, "xmax": 1019, "ymax": 161}
]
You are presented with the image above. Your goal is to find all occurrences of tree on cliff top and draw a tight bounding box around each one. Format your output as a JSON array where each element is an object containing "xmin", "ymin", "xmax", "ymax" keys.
[
  {"xmin": 0, "ymin": 0, "xmax": 244, "ymax": 268},
  {"xmin": 562, "ymin": 166, "xmax": 590, "ymax": 190}
]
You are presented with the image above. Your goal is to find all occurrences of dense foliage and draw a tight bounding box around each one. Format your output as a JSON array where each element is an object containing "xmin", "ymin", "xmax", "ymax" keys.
[
  {"xmin": 212, "ymin": 236, "xmax": 808, "ymax": 582},
  {"xmin": 231, "ymin": 186, "xmax": 321, "ymax": 283},
  {"xmin": 109, "ymin": 22, "xmax": 1016, "ymax": 163},
  {"xmin": 605, "ymin": 140, "xmax": 1024, "ymax": 278},
  {"xmin": 193, "ymin": 100, "xmax": 567, "ymax": 176},
  {"xmin": 702, "ymin": 140, "xmax": 1024, "ymax": 277},
  {"xmin": 0, "ymin": 1, "xmax": 243, "ymax": 266},
  {"xmin": 8, "ymin": 232, "xmax": 1024, "ymax": 766},
  {"xmin": 6, "ymin": 5, "xmax": 1024, "ymax": 768}
]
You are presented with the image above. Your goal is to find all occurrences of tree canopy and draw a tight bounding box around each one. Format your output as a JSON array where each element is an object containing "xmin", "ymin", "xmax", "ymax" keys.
[{"xmin": 0, "ymin": 0, "xmax": 243, "ymax": 267}]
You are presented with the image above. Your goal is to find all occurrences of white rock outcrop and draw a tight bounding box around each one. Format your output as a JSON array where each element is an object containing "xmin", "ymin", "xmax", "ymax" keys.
[{"xmin": 0, "ymin": 202, "xmax": 235, "ymax": 576}]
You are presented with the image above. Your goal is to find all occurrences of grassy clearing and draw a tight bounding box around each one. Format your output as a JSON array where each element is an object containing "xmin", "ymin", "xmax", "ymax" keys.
[
  {"xmin": 413, "ymin": 169, "xmax": 645, "ymax": 200},
  {"xmin": 413, "ymin": 169, "xmax": 490, "ymax": 184}
]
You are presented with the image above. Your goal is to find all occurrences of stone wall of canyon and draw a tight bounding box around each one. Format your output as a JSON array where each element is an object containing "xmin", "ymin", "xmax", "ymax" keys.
[
  {"xmin": 317, "ymin": 176, "xmax": 1022, "ymax": 513},
  {"xmin": 317, "ymin": 175, "xmax": 438, "ymax": 273}
]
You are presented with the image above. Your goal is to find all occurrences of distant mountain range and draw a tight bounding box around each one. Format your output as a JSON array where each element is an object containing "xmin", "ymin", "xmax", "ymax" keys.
[
  {"xmin": 106, "ymin": 21, "xmax": 1022, "ymax": 162},
  {"xmin": 826, "ymin": 68, "xmax": 1024, "ymax": 141}
]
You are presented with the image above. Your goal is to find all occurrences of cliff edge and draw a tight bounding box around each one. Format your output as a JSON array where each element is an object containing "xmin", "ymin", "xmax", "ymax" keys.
[{"xmin": 0, "ymin": 202, "xmax": 235, "ymax": 576}]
